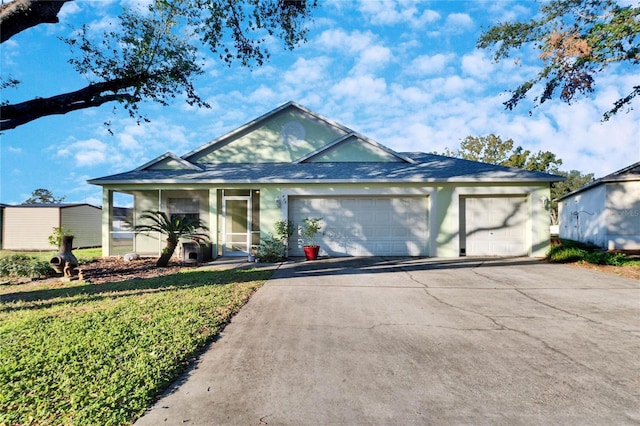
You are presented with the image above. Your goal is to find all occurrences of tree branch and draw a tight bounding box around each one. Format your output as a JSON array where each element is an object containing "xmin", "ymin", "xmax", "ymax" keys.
[
  {"xmin": 0, "ymin": 0, "xmax": 72, "ymax": 43},
  {"xmin": 0, "ymin": 79, "xmax": 139, "ymax": 131}
]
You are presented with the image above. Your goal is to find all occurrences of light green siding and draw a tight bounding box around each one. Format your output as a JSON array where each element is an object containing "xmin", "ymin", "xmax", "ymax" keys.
[
  {"xmin": 147, "ymin": 158, "xmax": 189, "ymax": 170},
  {"xmin": 189, "ymin": 109, "xmax": 347, "ymax": 164},
  {"xmin": 307, "ymin": 138, "xmax": 404, "ymax": 162}
]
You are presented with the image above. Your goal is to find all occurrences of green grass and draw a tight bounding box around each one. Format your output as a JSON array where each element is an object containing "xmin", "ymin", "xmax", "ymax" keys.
[
  {"xmin": 0, "ymin": 248, "xmax": 101, "ymax": 262},
  {"xmin": 547, "ymin": 239, "xmax": 640, "ymax": 267},
  {"xmin": 0, "ymin": 268, "xmax": 271, "ymax": 425}
]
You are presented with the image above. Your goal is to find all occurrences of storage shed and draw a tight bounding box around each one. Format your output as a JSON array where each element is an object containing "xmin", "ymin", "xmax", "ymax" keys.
[
  {"xmin": 556, "ymin": 162, "xmax": 640, "ymax": 250},
  {"xmin": 2, "ymin": 203, "xmax": 102, "ymax": 250}
]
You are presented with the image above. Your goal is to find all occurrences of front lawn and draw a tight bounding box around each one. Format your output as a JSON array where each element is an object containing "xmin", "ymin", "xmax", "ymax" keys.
[{"xmin": 0, "ymin": 268, "xmax": 271, "ymax": 425}]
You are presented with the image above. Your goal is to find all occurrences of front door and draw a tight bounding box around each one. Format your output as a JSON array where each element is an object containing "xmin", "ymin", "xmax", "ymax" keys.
[{"xmin": 222, "ymin": 196, "xmax": 251, "ymax": 256}]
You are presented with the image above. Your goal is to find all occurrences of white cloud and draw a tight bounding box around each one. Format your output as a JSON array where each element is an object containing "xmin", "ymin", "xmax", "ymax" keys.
[
  {"xmin": 354, "ymin": 45, "xmax": 393, "ymax": 74},
  {"xmin": 58, "ymin": 1, "xmax": 82, "ymax": 21},
  {"xmin": 461, "ymin": 51, "xmax": 494, "ymax": 80},
  {"xmin": 331, "ymin": 75, "xmax": 388, "ymax": 104},
  {"xmin": 357, "ymin": 0, "xmax": 440, "ymax": 28},
  {"xmin": 284, "ymin": 57, "xmax": 332, "ymax": 85},
  {"xmin": 444, "ymin": 13, "xmax": 474, "ymax": 32},
  {"xmin": 55, "ymin": 138, "xmax": 108, "ymax": 167},
  {"xmin": 316, "ymin": 28, "xmax": 378, "ymax": 55},
  {"xmin": 407, "ymin": 53, "xmax": 453, "ymax": 76}
]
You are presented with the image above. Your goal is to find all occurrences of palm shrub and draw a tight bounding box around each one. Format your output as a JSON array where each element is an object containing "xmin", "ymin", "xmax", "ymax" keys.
[
  {"xmin": 257, "ymin": 219, "xmax": 294, "ymax": 262},
  {"xmin": 128, "ymin": 210, "xmax": 210, "ymax": 267}
]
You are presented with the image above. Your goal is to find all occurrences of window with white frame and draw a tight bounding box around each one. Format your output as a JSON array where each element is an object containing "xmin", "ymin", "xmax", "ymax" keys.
[{"xmin": 168, "ymin": 198, "xmax": 200, "ymax": 222}]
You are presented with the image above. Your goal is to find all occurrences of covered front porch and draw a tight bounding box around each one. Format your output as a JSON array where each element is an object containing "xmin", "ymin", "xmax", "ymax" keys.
[{"xmin": 100, "ymin": 187, "xmax": 278, "ymax": 260}]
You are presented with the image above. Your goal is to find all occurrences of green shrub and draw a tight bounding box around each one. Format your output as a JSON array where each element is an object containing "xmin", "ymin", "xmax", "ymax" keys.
[
  {"xmin": 0, "ymin": 254, "xmax": 55, "ymax": 278},
  {"xmin": 546, "ymin": 245, "xmax": 588, "ymax": 263},
  {"xmin": 547, "ymin": 240, "xmax": 634, "ymax": 267},
  {"xmin": 585, "ymin": 251, "xmax": 630, "ymax": 266},
  {"xmin": 257, "ymin": 235, "xmax": 287, "ymax": 262}
]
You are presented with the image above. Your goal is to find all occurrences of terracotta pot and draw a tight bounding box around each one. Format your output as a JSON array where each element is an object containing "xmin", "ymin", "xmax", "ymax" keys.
[{"xmin": 303, "ymin": 245, "xmax": 320, "ymax": 261}]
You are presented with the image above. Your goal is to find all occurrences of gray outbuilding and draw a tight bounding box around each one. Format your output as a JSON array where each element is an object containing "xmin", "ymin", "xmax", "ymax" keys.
[{"xmin": 1, "ymin": 203, "xmax": 102, "ymax": 250}]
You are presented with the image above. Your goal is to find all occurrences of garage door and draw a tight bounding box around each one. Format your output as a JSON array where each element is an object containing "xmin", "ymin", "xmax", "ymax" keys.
[
  {"xmin": 289, "ymin": 196, "xmax": 428, "ymax": 257},
  {"xmin": 463, "ymin": 196, "xmax": 528, "ymax": 256}
]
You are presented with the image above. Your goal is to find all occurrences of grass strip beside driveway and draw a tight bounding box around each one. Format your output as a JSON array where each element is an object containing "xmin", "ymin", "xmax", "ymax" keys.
[{"xmin": 0, "ymin": 268, "xmax": 271, "ymax": 425}]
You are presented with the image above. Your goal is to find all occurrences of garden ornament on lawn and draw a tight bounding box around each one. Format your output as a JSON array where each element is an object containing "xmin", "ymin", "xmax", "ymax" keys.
[{"xmin": 50, "ymin": 235, "xmax": 78, "ymax": 278}]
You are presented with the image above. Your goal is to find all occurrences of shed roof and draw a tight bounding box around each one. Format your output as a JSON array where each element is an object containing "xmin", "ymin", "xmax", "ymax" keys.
[
  {"xmin": 555, "ymin": 161, "xmax": 640, "ymax": 202},
  {"xmin": 3, "ymin": 203, "xmax": 101, "ymax": 209}
]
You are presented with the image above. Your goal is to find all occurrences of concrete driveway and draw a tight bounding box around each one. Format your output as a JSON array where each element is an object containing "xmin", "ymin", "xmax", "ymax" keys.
[{"xmin": 136, "ymin": 257, "xmax": 640, "ymax": 425}]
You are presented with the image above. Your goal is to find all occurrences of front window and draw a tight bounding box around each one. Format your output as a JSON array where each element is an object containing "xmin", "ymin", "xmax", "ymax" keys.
[{"xmin": 168, "ymin": 198, "xmax": 199, "ymax": 222}]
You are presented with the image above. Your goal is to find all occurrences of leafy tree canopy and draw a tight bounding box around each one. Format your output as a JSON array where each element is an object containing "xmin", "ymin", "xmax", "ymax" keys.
[
  {"xmin": 440, "ymin": 134, "xmax": 563, "ymax": 173},
  {"xmin": 0, "ymin": 0, "xmax": 316, "ymax": 131},
  {"xmin": 477, "ymin": 0, "xmax": 640, "ymax": 120},
  {"xmin": 23, "ymin": 188, "xmax": 66, "ymax": 204}
]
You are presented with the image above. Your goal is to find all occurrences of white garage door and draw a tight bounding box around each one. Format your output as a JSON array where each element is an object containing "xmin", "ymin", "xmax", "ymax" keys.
[
  {"xmin": 464, "ymin": 196, "xmax": 528, "ymax": 256},
  {"xmin": 289, "ymin": 196, "xmax": 429, "ymax": 257}
]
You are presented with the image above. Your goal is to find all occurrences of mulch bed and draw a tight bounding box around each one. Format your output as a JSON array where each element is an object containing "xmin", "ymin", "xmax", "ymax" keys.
[{"xmin": 77, "ymin": 257, "xmax": 194, "ymax": 285}]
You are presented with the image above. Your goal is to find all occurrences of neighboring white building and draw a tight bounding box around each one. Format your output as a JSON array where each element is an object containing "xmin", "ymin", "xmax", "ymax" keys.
[
  {"xmin": 2, "ymin": 204, "xmax": 102, "ymax": 250},
  {"xmin": 556, "ymin": 162, "xmax": 640, "ymax": 250}
]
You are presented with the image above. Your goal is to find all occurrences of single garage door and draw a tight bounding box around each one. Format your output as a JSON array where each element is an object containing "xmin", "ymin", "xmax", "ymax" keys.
[
  {"xmin": 463, "ymin": 196, "xmax": 528, "ymax": 256},
  {"xmin": 289, "ymin": 196, "xmax": 429, "ymax": 257}
]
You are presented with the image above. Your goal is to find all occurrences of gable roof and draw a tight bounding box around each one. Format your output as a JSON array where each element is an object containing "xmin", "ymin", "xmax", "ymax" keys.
[
  {"xmin": 556, "ymin": 161, "xmax": 640, "ymax": 202},
  {"xmin": 295, "ymin": 133, "xmax": 415, "ymax": 164},
  {"xmin": 89, "ymin": 102, "xmax": 563, "ymax": 186},
  {"xmin": 136, "ymin": 152, "xmax": 202, "ymax": 171}
]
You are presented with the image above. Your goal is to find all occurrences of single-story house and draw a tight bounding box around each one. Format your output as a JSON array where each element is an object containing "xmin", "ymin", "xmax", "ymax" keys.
[
  {"xmin": 1, "ymin": 203, "xmax": 102, "ymax": 250},
  {"xmin": 556, "ymin": 161, "xmax": 640, "ymax": 250},
  {"xmin": 89, "ymin": 101, "xmax": 561, "ymax": 259}
]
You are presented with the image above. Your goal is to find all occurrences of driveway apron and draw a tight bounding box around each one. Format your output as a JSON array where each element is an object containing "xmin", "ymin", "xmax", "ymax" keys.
[{"xmin": 135, "ymin": 257, "xmax": 640, "ymax": 425}]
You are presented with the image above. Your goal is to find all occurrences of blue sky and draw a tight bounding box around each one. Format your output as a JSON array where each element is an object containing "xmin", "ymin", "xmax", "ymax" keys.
[{"xmin": 1, "ymin": 0, "xmax": 639, "ymax": 206}]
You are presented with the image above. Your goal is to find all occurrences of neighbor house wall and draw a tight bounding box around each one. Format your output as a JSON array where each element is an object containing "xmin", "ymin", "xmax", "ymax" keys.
[
  {"xmin": 2, "ymin": 206, "xmax": 59, "ymax": 250},
  {"xmin": 605, "ymin": 181, "xmax": 640, "ymax": 249},
  {"xmin": 558, "ymin": 184, "xmax": 607, "ymax": 248},
  {"xmin": 61, "ymin": 205, "xmax": 102, "ymax": 248}
]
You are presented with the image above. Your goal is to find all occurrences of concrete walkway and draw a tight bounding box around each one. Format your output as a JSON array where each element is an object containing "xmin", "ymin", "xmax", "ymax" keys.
[{"xmin": 136, "ymin": 257, "xmax": 640, "ymax": 425}]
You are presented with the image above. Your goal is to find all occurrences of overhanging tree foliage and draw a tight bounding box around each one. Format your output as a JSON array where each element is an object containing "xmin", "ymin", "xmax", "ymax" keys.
[
  {"xmin": 477, "ymin": 0, "xmax": 639, "ymax": 120},
  {"xmin": 441, "ymin": 134, "xmax": 563, "ymax": 173},
  {"xmin": 0, "ymin": 0, "xmax": 316, "ymax": 131}
]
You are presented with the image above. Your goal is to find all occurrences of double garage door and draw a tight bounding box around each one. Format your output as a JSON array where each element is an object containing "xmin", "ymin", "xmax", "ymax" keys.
[{"xmin": 289, "ymin": 196, "xmax": 429, "ymax": 257}]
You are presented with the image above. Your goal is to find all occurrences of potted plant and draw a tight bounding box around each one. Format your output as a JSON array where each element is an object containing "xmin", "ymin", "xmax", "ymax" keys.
[{"xmin": 301, "ymin": 217, "xmax": 322, "ymax": 261}]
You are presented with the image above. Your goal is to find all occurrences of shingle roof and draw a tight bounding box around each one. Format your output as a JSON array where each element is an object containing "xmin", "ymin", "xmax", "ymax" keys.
[{"xmin": 89, "ymin": 152, "xmax": 561, "ymax": 185}]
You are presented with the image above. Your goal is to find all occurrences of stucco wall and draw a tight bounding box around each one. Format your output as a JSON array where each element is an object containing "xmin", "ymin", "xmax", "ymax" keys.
[
  {"xmin": 558, "ymin": 184, "xmax": 607, "ymax": 247},
  {"xmin": 606, "ymin": 181, "xmax": 640, "ymax": 249},
  {"xmin": 100, "ymin": 181, "xmax": 552, "ymax": 258},
  {"xmin": 559, "ymin": 181, "xmax": 640, "ymax": 249}
]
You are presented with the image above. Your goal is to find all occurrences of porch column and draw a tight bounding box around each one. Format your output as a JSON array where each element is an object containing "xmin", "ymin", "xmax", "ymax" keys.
[
  {"xmin": 102, "ymin": 188, "xmax": 113, "ymax": 257},
  {"xmin": 209, "ymin": 188, "xmax": 218, "ymax": 259}
]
